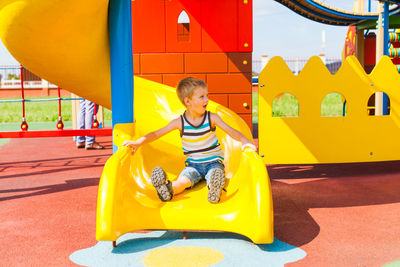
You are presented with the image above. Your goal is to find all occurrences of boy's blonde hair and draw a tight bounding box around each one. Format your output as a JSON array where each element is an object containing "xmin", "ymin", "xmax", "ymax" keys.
[{"xmin": 177, "ymin": 77, "xmax": 207, "ymax": 106}]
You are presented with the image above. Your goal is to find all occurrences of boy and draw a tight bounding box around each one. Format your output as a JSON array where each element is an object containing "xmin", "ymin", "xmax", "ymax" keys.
[{"xmin": 122, "ymin": 77, "xmax": 255, "ymax": 203}]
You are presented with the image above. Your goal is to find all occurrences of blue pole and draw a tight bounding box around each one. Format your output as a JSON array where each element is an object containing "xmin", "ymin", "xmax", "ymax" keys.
[
  {"xmin": 383, "ymin": 1, "xmax": 389, "ymax": 115},
  {"xmin": 382, "ymin": 93, "xmax": 389, "ymax": 115},
  {"xmin": 109, "ymin": 0, "xmax": 134, "ymax": 152},
  {"xmin": 368, "ymin": 0, "xmax": 371, "ymax": 12},
  {"xmin": 383, "ymin": 1, "xmax": 389, "ymax": 56}
]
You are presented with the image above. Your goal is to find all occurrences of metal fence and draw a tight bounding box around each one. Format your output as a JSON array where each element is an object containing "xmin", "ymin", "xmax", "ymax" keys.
[
  {"xmin": 0, "ymin": 66, "xmax": 57, "ymax": 88},
  {"xmin": 252, "ymin": 58, "xmax": 342, "ymax": 75}
]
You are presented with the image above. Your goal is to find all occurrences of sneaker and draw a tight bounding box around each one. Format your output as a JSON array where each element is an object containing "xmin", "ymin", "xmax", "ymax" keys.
[
  {"xmin": 76, "ymin": 142, "xmax": 85, "ymax": 149},
  {"xmin": 85, "ymin": 142, "xmax": 104, "ymax": 150},
  {"xmin": 207, "ymin": 168, "xmax": 225, "ymax": 204},
  {"xmin": 150, "ymin": 167, "xmax": 173, "ymax": 202}
]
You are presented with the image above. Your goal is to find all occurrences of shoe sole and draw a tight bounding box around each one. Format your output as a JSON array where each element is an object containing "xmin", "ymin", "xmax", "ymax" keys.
[
  {"xmin": 85, "ymin": 144, "xmax": 104, "ymax": 150},
  {"xmin": 207, "ymin": 168, "xmax": 225, "ymax": 204},
  {"xmin": 76, "ymin": 143, "xmax": 85, "ymax": 149},
  {"xmin": 85, "ymin": 147, "xmax": 103, "ymax": 150},
  {"xmin": 151, "ymin": 167, "xmax": 172, "ymax": 201}
]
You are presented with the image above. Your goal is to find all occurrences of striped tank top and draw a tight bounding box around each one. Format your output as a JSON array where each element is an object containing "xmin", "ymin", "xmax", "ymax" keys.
[{"xmin": 180, "ymin": 111, "xmax": 224, "ymax": 163}]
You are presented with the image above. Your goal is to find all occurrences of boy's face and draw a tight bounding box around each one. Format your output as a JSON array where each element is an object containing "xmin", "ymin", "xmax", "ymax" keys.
[{"xmin": 185, "ymin": 86, "xmax": 209, "ymax": 114}]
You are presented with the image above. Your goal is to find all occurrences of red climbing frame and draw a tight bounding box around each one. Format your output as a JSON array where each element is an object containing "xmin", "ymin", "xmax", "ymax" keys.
[{"xmin": 0, "ymin": 66, "xmax": 113, "ymax": 138}]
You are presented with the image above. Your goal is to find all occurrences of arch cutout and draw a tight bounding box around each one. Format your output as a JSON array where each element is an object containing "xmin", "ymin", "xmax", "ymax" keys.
[
  {"xmin": 272, "ymin": 93, "xmax": 299, "ymax": 117},
  {"xmin": 177, "ymin": 10, "xmax": 190, "ymax": 42},
  {"xmin": 321, "ymin": 92, "xmax": 347, "ymax": 117},
  {"xmin": 367, "ymin": 92, "xmax": 390, "ymax": 116}
]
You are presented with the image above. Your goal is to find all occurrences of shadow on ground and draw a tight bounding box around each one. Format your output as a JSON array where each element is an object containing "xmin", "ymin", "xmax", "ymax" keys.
[{"xmin": 269, "ymin": 161, "xmax": 400, "ymax": 247}]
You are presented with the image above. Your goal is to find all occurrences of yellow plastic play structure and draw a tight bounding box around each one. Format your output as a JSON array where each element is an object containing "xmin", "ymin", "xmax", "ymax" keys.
[
  {"xmin": 259, "ymin": 55, "xmax": 400, "ymax": 164},
  {"xmin": 0, "ymin": 0, "xmax": 111, "ymax": 109},
  {"xmin": 0, "ymin": 0, "xmax": 274, "ymax": 244}
]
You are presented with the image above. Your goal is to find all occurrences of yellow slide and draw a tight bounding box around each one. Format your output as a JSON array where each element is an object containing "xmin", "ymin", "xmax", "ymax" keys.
[
  {"xmin": 98, "ymin": 77, "xmax": 273, "ymax": 244},
  {"xmin": 0, "ymin": 0, "xmax": 273, "ymax": 244}
]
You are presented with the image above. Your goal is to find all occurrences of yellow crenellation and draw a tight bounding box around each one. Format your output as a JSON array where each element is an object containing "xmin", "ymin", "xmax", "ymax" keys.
[{"xmin": 258, "ymin": 55, "xmax": 400, "ymax": 164}]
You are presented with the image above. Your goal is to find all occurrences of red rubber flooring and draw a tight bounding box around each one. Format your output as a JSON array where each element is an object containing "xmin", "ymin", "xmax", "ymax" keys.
[
  {"xmin": 0, "ymin": 136, "xmax": 113, "ymax": 266},
  {"xmin": 1, "ymin": 137, "xmax": 400, "ymax": 266}
]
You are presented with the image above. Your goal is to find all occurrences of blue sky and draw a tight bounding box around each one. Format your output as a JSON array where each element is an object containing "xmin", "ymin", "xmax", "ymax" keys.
[
  {"xmin": 252, "ymin": 0, "xmax": 372, "ymax": 61},
  {"xmin": 0, "ymin": 0, "xmax": 375, "ymax": 65}
]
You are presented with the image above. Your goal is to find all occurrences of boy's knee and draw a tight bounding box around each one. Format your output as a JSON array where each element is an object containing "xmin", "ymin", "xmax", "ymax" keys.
[
  {"xmin": 175, "ymin": 175, "xmax": 192, "ymax": 187},
  {"xmin": 172, "ymin": 176, "xmax": 192, "ymax": 194}
]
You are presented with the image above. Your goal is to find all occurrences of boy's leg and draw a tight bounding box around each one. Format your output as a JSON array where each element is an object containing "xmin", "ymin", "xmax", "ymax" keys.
[
  {"xmin": 76, "ymin": 99, "xmax": 86, "ymax": 148},
  {"xmin": 84, "ymin": 100, "xmax": 95, "ymax": 146},
  {"xmin": 84, "ymin": 100, "xmax": 104, "ymax": 149},
  {"xmin": 172, "ymin": 175, "xmax": 192, "ymax": 195},
  {"xmin": 205, "ymin": 163, "xmax": 225, "ymax": 204}
]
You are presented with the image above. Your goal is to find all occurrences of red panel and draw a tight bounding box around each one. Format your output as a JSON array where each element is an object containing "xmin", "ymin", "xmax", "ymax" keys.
[
  {"xmin": 185, "ymin": 53, "xmax": 228, "ymax": 73},
  {"xmin": 228, "ymin": 52, "xmax": 252, "ymax": 73},
  {"xmin": 237, "ymin": 0, "xmax": 252, "ymax": 52},
  {"xmin": 131, "ymin": 0, "xmax": 165, "ymax": 53},
  {"xmin": 201, "ymin": 0, "xmax": 238, "ymax": 52},
  {"xmin": 229, "ymin": 93, "xmax": 252, "ymax": 114},
  {"xmin": 207, "ymin": 73, "xmax": 252, "ymax": 93},
  {"xmin": 209, "ymin": 94, "xmax": 228, "ymax": 106},
  {"xmin": 364, "ymin": 34, "xmax": 376, "ymax": 66},
  {"xmin": 165, "ymin": 0, "xmax": 202, "ymax": 52},
  {"xmin": 140, "ymin": 53, "xmax": 184, "ymax": 74}
]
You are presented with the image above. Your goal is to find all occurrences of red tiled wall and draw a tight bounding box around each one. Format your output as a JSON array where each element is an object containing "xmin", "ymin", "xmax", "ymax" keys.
[
  {"xmin": 131, "ymin": 0, "xmax": 252, "ymax": 53},
  {"xmin": 141, "ymin": 54, "xmax": 184, "ymax": 74},
  {"xmin": 133, "ymin": 52, "xmax": 252, "ymax": 129}
]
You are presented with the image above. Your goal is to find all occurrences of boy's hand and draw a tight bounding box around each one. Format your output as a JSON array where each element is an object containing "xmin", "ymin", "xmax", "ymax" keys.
[
  {"xmin": 241, "ymin": 143, "xmax": 257, "ymax": 152},
  {"xmin": 120, "ymin": 118, "xmax": 180, "ymax": 154},
  {"xmin": 122, "ymin": 140, "xmax": 141, "ymax": 154},
  {"xmin": 122, "ymin": 140, "xmax": 138, "ymax": 148}
]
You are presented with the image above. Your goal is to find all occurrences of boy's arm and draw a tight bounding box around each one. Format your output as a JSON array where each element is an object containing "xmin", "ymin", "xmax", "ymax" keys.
[
  {"xmin": 122, "ymin": 118, "xmax": 181, "ymax": 149},
  {"xmin": 210, "ymin": 113, "xmax": 256, "ymax": 151}
]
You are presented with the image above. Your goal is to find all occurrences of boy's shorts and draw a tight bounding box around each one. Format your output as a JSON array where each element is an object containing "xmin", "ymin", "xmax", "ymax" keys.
[{"xmin": 180, "ymin": 159, "xmax": 225, "ymax": 188}]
